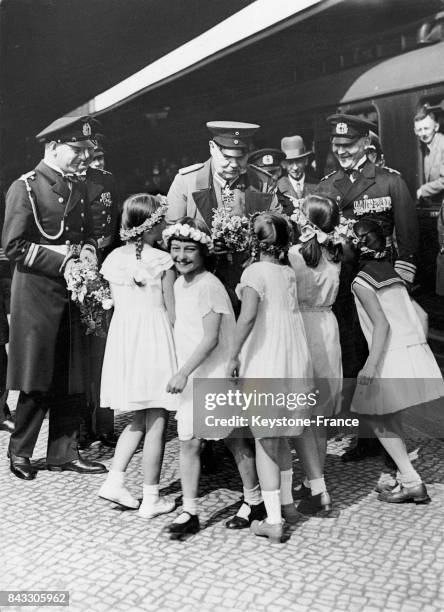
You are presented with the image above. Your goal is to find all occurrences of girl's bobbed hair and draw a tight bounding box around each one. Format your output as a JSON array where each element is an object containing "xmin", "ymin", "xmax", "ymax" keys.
[
  {"xmin": 299, "ymin": 194, "xmax": 341, "ymax": 268},
  {"xmin": 353, "ymin": 218, "xmax": 386, "ymax": 259},
  {"xmin": 250, "ymin": 212, "xmax": 293, "ymax": 264}
]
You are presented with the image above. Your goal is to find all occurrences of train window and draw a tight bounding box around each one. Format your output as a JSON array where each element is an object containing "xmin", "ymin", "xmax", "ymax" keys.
[{"xmin": 416, "ymin": 97, "xmax": 444, "ymax": 132}]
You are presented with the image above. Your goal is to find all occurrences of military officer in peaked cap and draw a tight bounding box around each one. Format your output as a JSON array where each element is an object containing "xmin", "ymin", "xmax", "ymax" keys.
[
  {"xmin": 167, "ymin": 121, "xmax": 281, "ymax": 308},
  {"xmin": 167, "ymin": 122, "xmax": 280, "ymax": 530},
  {"xmin": 317, "ymin": 113, "xmax": 419, "ymax": 461},
  {"xmin": 278, "ymin": 135, "xmax": 318, "ymax": 215},
  {"xmin": 247, "ymin": 148, "xmax": 285, "ymax": 195},
  {"xmin": 3, "ymin": 115, "xmax": 107, "ymax": 479}
]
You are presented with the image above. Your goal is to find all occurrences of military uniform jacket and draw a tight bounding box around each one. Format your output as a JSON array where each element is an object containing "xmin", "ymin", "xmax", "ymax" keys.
[
  {"xmin": 86, "ymin": 167, "xmax": 121, "ymax": 260},
  {"xmin": 277, "ymin": 174, "xmax": 318, "ymax": 216},
  {"xmin": 166, "ymin": 158, "xmax": 279, "ymax": 227},
  {"xmin": 2, "ymin": 161, "xmax": 96, "ymax": 393},
  {"xmin": 317, "ymin": 160, "xmax": 419, "ymax": 283}
]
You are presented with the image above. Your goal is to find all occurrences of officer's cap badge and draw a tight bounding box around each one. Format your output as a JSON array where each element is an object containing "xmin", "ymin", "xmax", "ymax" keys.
[
  {"xmin": 262, "ymin": 155, "xmax": 273, "ymax": 165},
  {"xmin": 336, "ymin": 123, "xmax": 348, "ymax": 135},
  {"xmin": 82, "ymin": 122, "xmax": 92, "ymax": 137}
]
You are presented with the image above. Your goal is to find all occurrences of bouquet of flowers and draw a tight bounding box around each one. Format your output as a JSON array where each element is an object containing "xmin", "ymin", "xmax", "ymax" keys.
[
  {"xmin": 64, "ymin": 259, "xmax": 113, "ymax": 337},
  {"xmin": 211, "ymin": 208, "xmax": 251, "ymax": 253}
]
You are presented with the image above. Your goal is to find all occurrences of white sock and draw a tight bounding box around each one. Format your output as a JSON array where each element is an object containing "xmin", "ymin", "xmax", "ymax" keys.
[
  {"xmin": 262, "ymin": 490, "xmax": 282, "ymax": 525},
  {"xmin": 183, "ymin": 497, "xmax": 198, "ymax": 516},
  {"xmin": 106, "ymin": 469, "xmax": 125, "ymax": 486},
  {"xmin": 309, "ymin": 477, "xmax": 327, "ymax": 496},
  {"xmin": 243, "ymin": 484, "xmax": 262, "ymax": 506},
  {"xmin": 399, "ymin": 468, "xmax": 422, "ymax": 488},
  {"xmin": 142, "ymin": 483, "xmax": 159, "ymax": 505},
  {"xmin": 280, "ymin": 470, "xmax": 294, "ymax": 505}
]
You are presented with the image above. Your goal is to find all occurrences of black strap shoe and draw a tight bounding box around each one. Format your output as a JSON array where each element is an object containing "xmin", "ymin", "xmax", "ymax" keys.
[
  {"xmin": 9, "ymin": 453, "xmax": 36, "ymax": 480},
  {"xmin": 297, "ymin": 492, "xmax": 332, "ymax": 515},
  {"xmin": 225, "ymin": 500, "xmax": 266, "ymax": 529},
  {"xmin": 168, "ymin": 512, "xmax": 200, "ymax": 539},
  {"xmin": 341, "ymin": 439, "xmax": 382, "ymax": 462},
  {"xmin": 47, "ymin": 458, "xmax": 107, "ymax": 474}
]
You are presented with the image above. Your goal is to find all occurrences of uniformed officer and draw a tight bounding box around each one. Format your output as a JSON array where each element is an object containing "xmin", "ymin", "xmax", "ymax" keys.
[
  {"xmin": 317, "ymin": 113, "xmax": 419, "ymax": 462},
  {"xmin": 167, "ymin": 121, "xmax": 280, "ymax": 309},
  {"xmin": 3, "ymin": 115, "xmax": 107, "ymax": 479},
  {"xmin": 247, "ymin": 148, "xmax": 285, "ymax": 194},
  {"xmin": 278, "ymin": 135, "xmax": 318, "ymax": 215},
  {"xmin": 80, "ymin": 137, "xmax": 121, "ymax": 448}
]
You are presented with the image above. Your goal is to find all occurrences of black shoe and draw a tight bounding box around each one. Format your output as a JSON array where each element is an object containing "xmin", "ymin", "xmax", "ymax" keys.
[
  {"xmin": 168, "ymin": 512, "xmax": 200, "ymax": 539},
  {"xmin": 0, "ymin": 418, "xmax": 14, "ymax": 433},
  {"xmin": 47, "ymin": 458, "xmax": 107, "ymax": 474},
  {"xmin": 297, "ymin": 492, "xmax": 332, "ymax": 515},
  {"xmin": 99, "ymin": 432, "xmax": 118, "ymax": 448},
  {"xmin": 225, "ymin": 500, "xmax": 266, "ymax": 529},
  {"xmin": 378, "ymin": 482, "xmax": 431, "ymax": 505},
  {"xmin": 341, "ymin": 439, "xmax": 381, "ymax": 463},
  {"xmin": 9, "ymin": 452, "xmax": 36, "ymax": 481}
]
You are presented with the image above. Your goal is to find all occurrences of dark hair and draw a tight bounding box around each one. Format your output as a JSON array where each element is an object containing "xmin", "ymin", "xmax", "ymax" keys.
[
  {"xmin": 121, "ymin": 193, "xmax": 165, "ymax": 285},
  {"xmin": 414, "ymin": 106, "xmax": 437, "ymax": 123},
  {"xmin": 251, "ymin": 212, "xmax": 293, "ymax": 264},
  {"xmin": 166, "ymin": 216, "xmax": 214, "ymax": 265},
  {"xmin": 353, "ymin": 218, "xmax": 386, "ymax": 258},
  {"xmin": 299, "ymin": 195, "xmax": 340, "ymax": 267}
]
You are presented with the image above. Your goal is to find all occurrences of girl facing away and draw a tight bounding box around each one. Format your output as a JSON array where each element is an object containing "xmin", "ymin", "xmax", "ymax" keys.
[
  {"xmin": 351, "ymin": 218, "xmax": 444, "ymax": 504},
  {"xmin": 288, "ymin": 195, "xmax": 343, "ymax": 498},
  {"xmin": 164, "ymin": 217, "xmax": 236, "ymax": 539},
  {"xmin": 98, "ymin": 194, "xmax": 177, "ymax": 518},
  {"xmin": 227, "ymin": 212, "xmax": 331, "ymax": 544}
]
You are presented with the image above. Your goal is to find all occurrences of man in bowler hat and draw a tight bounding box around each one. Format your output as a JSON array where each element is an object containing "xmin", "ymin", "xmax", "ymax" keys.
[{"xmin": 278, "ymin": 134, "xmax": 318, "ymax": 215}]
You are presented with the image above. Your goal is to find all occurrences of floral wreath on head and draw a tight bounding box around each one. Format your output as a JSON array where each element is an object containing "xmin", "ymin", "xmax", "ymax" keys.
[
  {"xmin": 249, "ymin": 211, "xmax": 293, "ymax": 260},
  {"xmin": 290, "ymin": 201, "xmax": 355, "ymax": 247},
  {"xmin": 119, "ymin": 202, "xmax": 168, "ymax": 242},
  {"xmin": 162, "ymin": 222, "xmax": 214, "ymax": 251}
]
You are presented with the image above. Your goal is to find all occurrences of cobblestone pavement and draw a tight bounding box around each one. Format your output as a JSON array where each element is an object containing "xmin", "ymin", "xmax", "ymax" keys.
[{"xmin": 1, "ymin": 398, "xmax": 444, "ymax": 612}]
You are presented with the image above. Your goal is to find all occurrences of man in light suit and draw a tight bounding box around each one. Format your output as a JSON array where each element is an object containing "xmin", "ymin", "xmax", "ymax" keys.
[
  {"xmin": 277, "ymin": 134, "xmax": 318, "ymax": 215},
  {"xmin": 414, "ymin": 107, "xmax": 444, "ymax": 203}
]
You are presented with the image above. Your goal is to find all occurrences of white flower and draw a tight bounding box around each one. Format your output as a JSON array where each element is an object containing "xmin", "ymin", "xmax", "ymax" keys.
[{"xmin": 102, "ymin": 298, "xmax": 113, "ymax": 310}]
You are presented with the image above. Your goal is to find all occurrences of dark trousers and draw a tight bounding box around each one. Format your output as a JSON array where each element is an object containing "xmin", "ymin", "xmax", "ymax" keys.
[
  {"xmin": 0, "ymin": 345, "xmax": 10, "ymax": 422},
  {"xmin": 9, "ymin": 392, "xmax": 81, "ymax": 464}
]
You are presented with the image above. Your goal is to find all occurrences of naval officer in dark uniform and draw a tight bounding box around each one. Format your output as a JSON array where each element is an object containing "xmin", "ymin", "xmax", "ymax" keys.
[
  {"xmin": 3, "ymin": 116, "xmax": 107, "ymax": 479},
  {"xmin": 317, "ymin": 114, "xmax": 419, "ymax": 461}
]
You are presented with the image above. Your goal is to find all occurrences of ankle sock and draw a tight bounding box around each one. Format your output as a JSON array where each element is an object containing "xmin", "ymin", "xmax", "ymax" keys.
[
  {"xmin": 309, "ymin": 477, "xmax": 327, "ymax": 496},
  {"xmin": 142, "ymin": 483, "xmax": 159, "ymax": 505},
  {"xmin": 237, "ymin": 484, "xmax": 262, "ymax": 519},
  {"xmin": 183, "ymin": 496, "xmax": 198, "ymax": 516},
  {"xmin": 399, "ymin": 468, "xmax": 422, "ymax": 488},
  {"xmin": 280, "ymin": 469, "xmax": 294, "ymax": 505},
  {"xmin": 262, "ymin": 489, "xmax": 282, "ymax": 525},
  {"xmin": 106, "ymin": 469, "xmax": 125, "ymax": 486}
]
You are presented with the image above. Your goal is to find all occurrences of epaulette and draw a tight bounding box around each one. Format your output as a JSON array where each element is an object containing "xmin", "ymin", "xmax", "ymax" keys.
[
  {"xmin": 100, "ymin": 169, "xmax": 112, "ymax": 175},
  {"xmin": 20, "ymin": 170, "xmax": 36, "ymax": 181},
  {"xmin": 320, "ymin": 170, "xmax": 336, "ymax": 181},
  {"xmin": 382, "ymin": 165, "xmax": 400, "ymax": 176},
  {"xmin": 178, "ymin": 163, "xmax": 204, "ymax": 175}
]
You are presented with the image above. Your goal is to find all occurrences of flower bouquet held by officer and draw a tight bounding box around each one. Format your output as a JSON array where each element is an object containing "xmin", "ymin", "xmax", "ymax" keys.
[
  {"xmin": 317, "ymin": 114, "xmax": 419, "ymax": 462},
  {"xmin": 166, "ymin": 121, "xmax": 279, "ymax": 528},
  {"xmin": 2, "ymin": 116, "xmax": 107, "ymax": 479}
]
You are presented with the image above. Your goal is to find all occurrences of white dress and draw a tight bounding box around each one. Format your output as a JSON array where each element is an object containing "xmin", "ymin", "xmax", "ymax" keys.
[
  {"xmin": 100, "ymin": 244, "xmax": 177, "ymax": 412},
  {"xmin": 174, "ymin": 271, "xmax": 236, "ymax": 440},
  {"xmin": 351, "ymin": 263, "xmax": 444, "ymax": 415},
  {"xmin": 236, "ymin": 262, "xmax": 313, "ymax": 436},
  {"xmin": 288, "ymin": 245, "xmax": 342, "ymax": 416}
]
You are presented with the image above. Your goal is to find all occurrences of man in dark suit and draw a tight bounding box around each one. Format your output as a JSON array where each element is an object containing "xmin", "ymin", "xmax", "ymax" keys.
[
  {"xmin": 278, "ymin": 135, "xmax": 318, "ymax": 215},
  {"xmin": 3, "ymin": 116, "xmax": 107, "ymax": 479},
  {"xmin": 317, "ymin": 114, "xmax": 419, "ymax": 461}
]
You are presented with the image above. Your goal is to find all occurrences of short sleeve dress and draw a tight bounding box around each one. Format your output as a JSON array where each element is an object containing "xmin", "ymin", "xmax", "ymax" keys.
[
  {"xmin": 100, "ymin": 244, "xmax": 177, "ymax": 412},
  {"xmin": 174, "ymin": 271, "xmax": 236, "ymax": 440},
  {"xmin": 236, "ymin": 262, "xmax": 314, "ymax": 436},
  {"xmin": 351, "ymin": 261, "xmax": 444, "ymax": 415},
  {"xmin": 288, "ymin": 245, "xmax": 342, "ymax": 416}
]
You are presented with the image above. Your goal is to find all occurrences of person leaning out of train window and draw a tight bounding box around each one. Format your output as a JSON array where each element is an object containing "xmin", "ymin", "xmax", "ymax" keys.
[
  {"xmin": 365, "ymin": 131, "xmax": 385, "ymax": 167},
  {"xmin": 414, "ymin": 107, "xmax": 444, "ymax": 203}
]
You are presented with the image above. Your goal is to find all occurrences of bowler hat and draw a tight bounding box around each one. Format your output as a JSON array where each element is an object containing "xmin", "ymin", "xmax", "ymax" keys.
[{"xmin": 280, "ymin": 135, "xmax": 312, "ymax": 160}]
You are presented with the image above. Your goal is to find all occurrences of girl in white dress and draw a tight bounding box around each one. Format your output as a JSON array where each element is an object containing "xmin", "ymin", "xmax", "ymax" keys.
[
  {"xmin": 289, "ymin": 195, "xmax": 342, "ymax": 494},
  {"xmin": 227, "ymin": 212, "xmax": 330, "ymax": 543},
  {"xmin": 163, "ymin": 218, "xmax": 236, "ymax": 538},
  {"xmin": 351, "ymin": 218, "xmax": 444, "ymax": 504},
  {"xmin": 98, "ymin": 194, "xmax": 177, "ymax": 519}
]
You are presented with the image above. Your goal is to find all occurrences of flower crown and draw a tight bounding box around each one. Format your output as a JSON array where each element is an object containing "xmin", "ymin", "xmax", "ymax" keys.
[
  {"xmin": 120, "ymin": 203, "xmax": 168, "ymax": 241},
  {"xmin": 290, "ymin": 205, "xmax": 355, "ymax": 245},
  {"xmin": 162, "ymin": 223, "xmax": 214, "ymax": 250}
]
